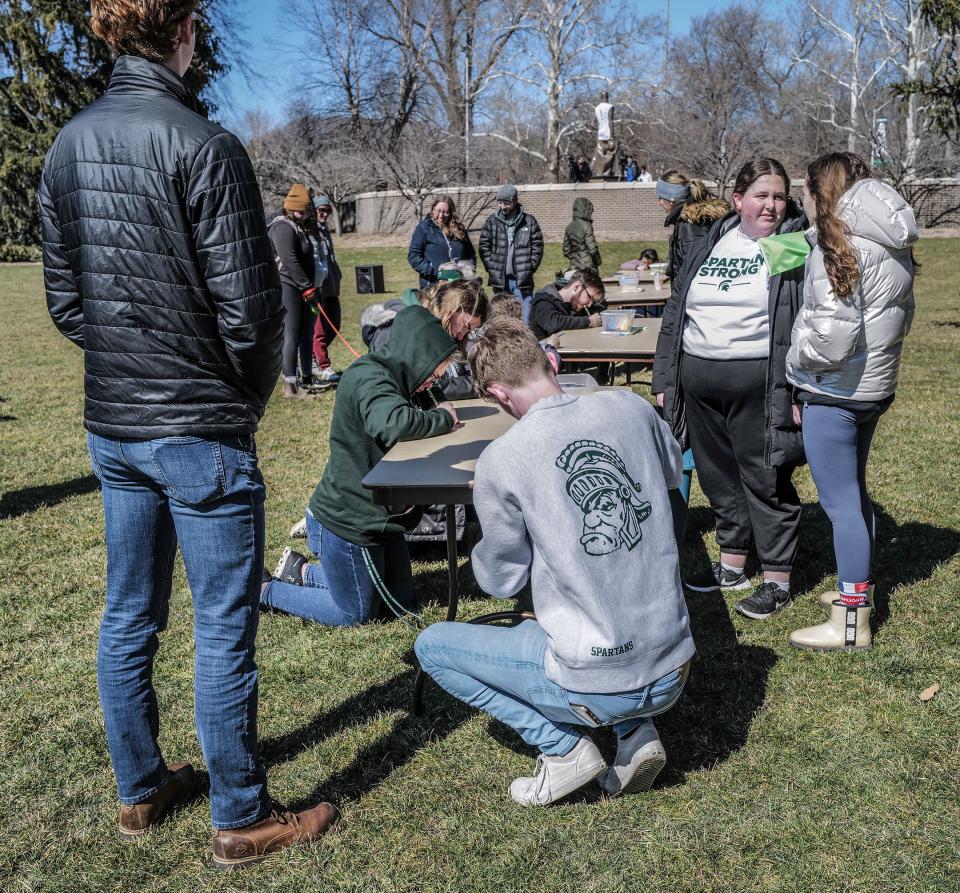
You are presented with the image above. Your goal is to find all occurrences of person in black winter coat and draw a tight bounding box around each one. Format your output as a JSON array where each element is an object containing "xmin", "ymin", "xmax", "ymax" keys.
[
  {"xmin": 407, "ymin": 194, "xmax": 476, "ymax": 288},
  {"xmin": 655, "ymin": 171, "xmax": 729, "ymax": 287},
  {"xmin": 478, "ymin": 184, "xmax": 544, "ymax": 323},
  {"xmin": 268, "ymin": 183, "xmax": 319, "ymax": 398},
  {"xmin": 38, "ymin": 5, "xmax": 335, "ymax": 862},
  {"xmin": 652, "ymin": 157, "xmax": 807, "ymax": 623}
]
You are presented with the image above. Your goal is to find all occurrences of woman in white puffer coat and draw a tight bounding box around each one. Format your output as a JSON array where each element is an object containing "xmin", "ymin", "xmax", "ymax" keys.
[{"xmin": 786, "ymin": 151, "xmax": 918, "ymax": 653}]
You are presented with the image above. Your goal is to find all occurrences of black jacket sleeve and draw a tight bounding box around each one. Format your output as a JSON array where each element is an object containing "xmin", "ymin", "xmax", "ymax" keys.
[
  {"xmin": 532, "ymin": 298, "xmax": 590, "ymax": 337},
  {"xmin": 39, "ymin": 171, "xmax": 84, "ymax": 348},
  {"xmin": 188, "ymin": 132, "xmax": 284, "ymax": 410},
  {"xmin": 268, "ymin": 219, "xmax": 314, "ymax": 294},
  {"xmin": 529, "ymin": 216, "xmax": 544, "ymax": 272},
  {"xmin": 478, "ymin": 216, "xmax": 494, "ymax": 271},
  {"xmin": 652, "ymin": 286, "xmax": 682, "ymax": 393}
]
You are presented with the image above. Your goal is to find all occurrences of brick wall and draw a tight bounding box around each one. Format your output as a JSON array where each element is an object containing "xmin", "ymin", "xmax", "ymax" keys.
[{"xmin": 352, "ymin": 179, "xmax": 960, "ymax": 241}]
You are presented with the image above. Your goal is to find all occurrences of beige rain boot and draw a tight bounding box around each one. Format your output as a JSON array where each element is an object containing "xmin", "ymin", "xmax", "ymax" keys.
[{"xmin": 790, "ymin": 600, "xmax": 873, "ymax": 652}]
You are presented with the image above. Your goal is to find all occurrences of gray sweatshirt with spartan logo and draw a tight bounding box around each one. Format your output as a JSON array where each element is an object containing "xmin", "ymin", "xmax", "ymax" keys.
[{"xmin": 472, "ymin": 390, "xmax": 696, "ymax": 693}]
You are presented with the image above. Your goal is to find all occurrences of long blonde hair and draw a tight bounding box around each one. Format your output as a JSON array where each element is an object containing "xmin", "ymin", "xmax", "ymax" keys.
[
  {"xmin": 419, "ymin": 278, "xmax": 489, "ymax": 336},
  {"xmin": 806, "ymin": 152, "xmax": 872, "ymax": 300}
]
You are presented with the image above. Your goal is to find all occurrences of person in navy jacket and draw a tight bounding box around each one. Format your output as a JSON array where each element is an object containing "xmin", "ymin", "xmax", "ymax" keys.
[{"xmin": 408, "ymin": 194, "xmax": 476, "ymax": 288}]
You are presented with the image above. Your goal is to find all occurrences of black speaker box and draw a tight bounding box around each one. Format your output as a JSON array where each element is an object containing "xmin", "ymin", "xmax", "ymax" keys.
[{"xmin": 355, "ymin": 264, "xmax": 385, "ymax": 294}]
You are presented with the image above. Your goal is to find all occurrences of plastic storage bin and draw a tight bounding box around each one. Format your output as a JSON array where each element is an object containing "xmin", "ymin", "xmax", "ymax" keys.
[{"xmin": 600, "ymin": 309, "xmax": 635, "ymax": 333}]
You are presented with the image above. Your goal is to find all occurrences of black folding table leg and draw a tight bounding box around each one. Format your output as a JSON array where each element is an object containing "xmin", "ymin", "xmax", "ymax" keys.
[{"xmin": 414, "ymin": 504, "xmax": 458, "ymax": 715}]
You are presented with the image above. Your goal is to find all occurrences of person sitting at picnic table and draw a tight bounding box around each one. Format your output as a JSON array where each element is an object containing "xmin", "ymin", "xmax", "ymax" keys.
[
  {"xmin": 407, "ymin": 194, "xmax": 476, "ymax": 288},
  {"xmin": 563, "ymin": 197, "xmax": 602, "ymax": 272},
  {"xmin": 415, "ymin": 318, "xmax": 695, "ymax": 805},
  {"xmin": 529, "ymin": 269, "xmax": 604, "ymax": 340},
  {"xmin": 261, "ymin": 306, "xmax": 461, "ymax": 625}
]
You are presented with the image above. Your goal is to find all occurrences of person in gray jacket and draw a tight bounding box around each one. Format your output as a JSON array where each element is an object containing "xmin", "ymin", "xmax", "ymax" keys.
[
  {"xmin": 786, "ymin": 152, "xmax": 918, "ymax": 653},
  {"xmin": 414, "ymin": 318, "xmax": 695, "ymax": 806}
]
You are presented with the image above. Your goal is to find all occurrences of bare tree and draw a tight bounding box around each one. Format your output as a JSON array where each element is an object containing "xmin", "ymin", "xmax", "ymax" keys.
[
  {"xmin": 476, "ymin": 0, "xmax": 647, "ymax": 180},
  {"xmin": 643, "ymin": 5, "xmax": 799, "ymax": 190},
  {"xmin": 792, "ymin": 0, "xmax": 897, "ymax": 155}
]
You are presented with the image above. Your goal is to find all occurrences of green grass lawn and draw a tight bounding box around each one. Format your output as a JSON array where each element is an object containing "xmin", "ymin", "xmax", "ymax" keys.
[{"xmin": 1, "ymin": 240, "xmax": 959, "ymax": 892}]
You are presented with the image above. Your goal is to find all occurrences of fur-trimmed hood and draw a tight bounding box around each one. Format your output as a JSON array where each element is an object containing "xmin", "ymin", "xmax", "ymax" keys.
[{"xmin": 680, "ymin": 197, "xmax": 730, "ymax": 227}]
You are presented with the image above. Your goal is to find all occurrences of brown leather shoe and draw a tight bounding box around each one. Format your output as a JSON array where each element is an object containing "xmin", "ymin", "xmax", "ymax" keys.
[
  {"xmin": 118, "ymin": 762, "xmax": 197, "ymax": 839},
  {"xmin": 211, "ymin": 801, "xmax": 339, "ymax": 869}
]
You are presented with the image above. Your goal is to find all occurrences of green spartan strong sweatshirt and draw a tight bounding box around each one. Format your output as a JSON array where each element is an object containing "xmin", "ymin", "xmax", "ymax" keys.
[{"xmin": 309, "ymin": 305, "xmax": 457, "ymax": 546}]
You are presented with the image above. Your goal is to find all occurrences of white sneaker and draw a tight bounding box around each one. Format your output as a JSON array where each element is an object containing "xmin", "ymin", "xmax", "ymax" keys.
[
  {"xmin": 598, "ymin": 722, "xmax": 667, "ymax": 797},
  {"xmin": 289, "ymin": 518, "xmax": 307, "ymax": 538},
  {"xmin": 509, "ymin": 737, "xmax": 607, "ymax": 806}
]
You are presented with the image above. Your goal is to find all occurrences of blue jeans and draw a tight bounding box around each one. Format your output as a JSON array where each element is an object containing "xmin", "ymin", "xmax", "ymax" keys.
[
  {"xmin": 87, "ymin": 433, "xmax": 270, "ymax": 830},
  {"xmin": 505, "ymin": 276, "xmax": 534, "ymax": 324},
  {"xmin": 261, "ymin": 510, "xmax": 413, "ymax": 625},
  {"xmin": 801, "ymin": 401, "xmax": 887, "ymax": 583},
  {"xmin": 414, "ymin": 620, "xmax": 688, "ymax": 756}
]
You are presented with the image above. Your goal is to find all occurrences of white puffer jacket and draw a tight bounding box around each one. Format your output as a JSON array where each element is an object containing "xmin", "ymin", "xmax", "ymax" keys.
[{"xmin": 786, "ymin": 178, "xmax": 917, "ymax": 402}]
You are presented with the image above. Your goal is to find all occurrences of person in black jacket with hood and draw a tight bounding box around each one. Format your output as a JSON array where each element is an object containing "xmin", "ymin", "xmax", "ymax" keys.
[
  {"xmin": 39, "ymin": 1, "xmax": 336, "ymax": 866},
  {"xmin": 655, "ymin": 171, "xmax": 729, "ymax": 288},
  {"xmin": 478, "ymin": 185, "xmax": 544, "ymax": 323},
  {"xmin": 652, "ymin": 157, "xmax": 807, "ymax": 623}
]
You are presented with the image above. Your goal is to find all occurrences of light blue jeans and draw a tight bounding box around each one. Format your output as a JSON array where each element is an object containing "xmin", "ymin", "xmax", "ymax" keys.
[
  {"xmin": 506, "ymin": 276, "xmax": 534, "ymax": 324},
  {"xmin": 414, "ymin": 620, "xmax": 688, "ymax": 756},
  {"xmin": 261, "ymin": 509, "xmax": 413, "ymax": 625},
  {"xmin": 87, "ymin": 433, "xmax": 270, "ymax": 830}
]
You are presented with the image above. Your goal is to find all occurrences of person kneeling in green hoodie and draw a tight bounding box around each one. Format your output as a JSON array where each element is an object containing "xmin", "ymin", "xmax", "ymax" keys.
[{"xmin": 262, "ymin": 306, "xmax": 460, "ymax": 625}]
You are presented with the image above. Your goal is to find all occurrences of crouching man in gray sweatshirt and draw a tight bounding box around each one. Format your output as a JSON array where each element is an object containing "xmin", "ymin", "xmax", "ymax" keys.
[{"xmin": 414, "ymin": 318, "xmax": 696, "ymax": 805}]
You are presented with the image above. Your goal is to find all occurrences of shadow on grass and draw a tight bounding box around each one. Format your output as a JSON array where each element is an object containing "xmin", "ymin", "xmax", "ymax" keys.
[
  {"xmin": 862, "ymin": 503, "xmax": 960, "ymax": 629},
  {"xmin": 272, "ymin": 497, "xmax": 959, "ymax": 805},
  {"xmin": 260, "ymin": 666, "xmax": 474, "ymax": 809},
  {"xmin": 0, "ymin": 473, "xmax": 100, "ymax": 519}
]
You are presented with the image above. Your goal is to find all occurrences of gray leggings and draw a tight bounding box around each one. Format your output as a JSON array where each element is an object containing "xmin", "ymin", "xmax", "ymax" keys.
[
  {"xmin": 281, "ymin": 284, "xmax": 314, "ymax": 382},
  {"xmin": 801, "ymin": 401, "xmax": 886, "ymax": 584}
]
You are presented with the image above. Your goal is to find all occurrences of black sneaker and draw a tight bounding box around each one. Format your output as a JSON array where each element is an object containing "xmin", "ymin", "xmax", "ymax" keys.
[
  {"xmin": 273, "ymin": 548, "xmax": 308, "ymax": 585},
  {"xmin": 734, "ymin": 582, "xmax": 793, "ymax": 620},
  {"xmin": 684, "ymin": 561, "xmax": 751, "ymax": 593}
]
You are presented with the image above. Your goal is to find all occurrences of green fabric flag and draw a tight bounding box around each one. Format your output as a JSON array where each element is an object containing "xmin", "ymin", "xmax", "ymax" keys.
[{"xmin": 758, "ymin": 232, "xmax": 811, "ymax": 275}]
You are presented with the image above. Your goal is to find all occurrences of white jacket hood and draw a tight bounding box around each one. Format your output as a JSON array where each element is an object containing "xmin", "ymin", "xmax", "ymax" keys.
[
  {"xmin": 786, "ymin": 180, "xmax": 917, "ymax": 403},
  {"xmin": 839, "ymin": 178, "xmax": 918, "ymax": 251}
]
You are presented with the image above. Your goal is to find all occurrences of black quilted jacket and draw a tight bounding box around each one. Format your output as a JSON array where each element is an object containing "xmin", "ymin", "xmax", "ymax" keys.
[
  {"xmin": 478, "ymin": 207, "xmax": 544, "ymax": 290},
  {"xmin": 39, "ymin": 55, "xmax": 283, "ymax": 438}
]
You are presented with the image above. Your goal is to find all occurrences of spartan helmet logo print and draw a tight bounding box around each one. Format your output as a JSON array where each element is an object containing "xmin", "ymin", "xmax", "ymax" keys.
[{"xmin": 556, "ymin": 440, "xmax": 652, "ymax": 556}]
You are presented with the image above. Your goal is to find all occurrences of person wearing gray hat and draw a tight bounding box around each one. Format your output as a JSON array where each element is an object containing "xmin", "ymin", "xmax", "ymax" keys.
[{"xmin": 479, "ymin": 185, "xmax": 544, "ymax": 323}]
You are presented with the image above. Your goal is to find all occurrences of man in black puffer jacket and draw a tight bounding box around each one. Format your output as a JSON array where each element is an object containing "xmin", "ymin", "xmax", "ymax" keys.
[
  {"xmin": 39, "ymin": 2, "xmax": 336, "ymax": 867},
  {"xmin": 479, "ymin": 185, "xmax": 544, "ymax": 323}
]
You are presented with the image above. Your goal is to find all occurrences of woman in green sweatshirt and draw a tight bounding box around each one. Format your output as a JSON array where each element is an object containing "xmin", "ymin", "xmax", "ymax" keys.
[{"xmin": 261, "ymin": 306, "xmax": 459, "ymax": 625}]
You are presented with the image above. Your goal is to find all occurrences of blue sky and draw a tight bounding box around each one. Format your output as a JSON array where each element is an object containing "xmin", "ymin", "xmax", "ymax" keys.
[{"xmin": 219, "ymin": 0, "xmax": 730, "ymax": 129}]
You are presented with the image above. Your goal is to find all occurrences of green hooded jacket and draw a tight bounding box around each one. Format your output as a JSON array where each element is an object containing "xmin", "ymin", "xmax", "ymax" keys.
[
  {"xmin": 562, "ymin": 197, "xmax": 602, "ymax": 271},
  {"xmin": 309, "ymin": 305, "xmax": 457, "ymax": 545}
]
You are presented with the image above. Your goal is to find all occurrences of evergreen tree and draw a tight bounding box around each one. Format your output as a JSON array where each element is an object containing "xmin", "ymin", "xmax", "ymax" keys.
[{"xmin": 0, "ymin": 1, "xmax": 228, "ymax": 246}]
